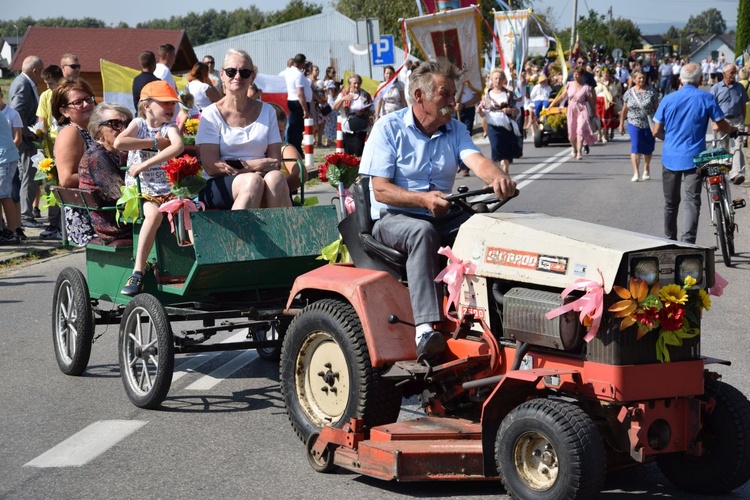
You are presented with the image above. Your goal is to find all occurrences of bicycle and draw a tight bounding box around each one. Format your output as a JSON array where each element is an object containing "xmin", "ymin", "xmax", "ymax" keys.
[{"xmin": 693, "ymin": 131, "xmax": 749, "ymax": 267}]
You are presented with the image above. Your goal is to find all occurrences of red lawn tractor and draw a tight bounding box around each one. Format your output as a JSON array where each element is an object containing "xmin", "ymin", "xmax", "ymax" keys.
[{"xmin": 279, "ymin": 180, "xmax": 750, "ymax": 499}]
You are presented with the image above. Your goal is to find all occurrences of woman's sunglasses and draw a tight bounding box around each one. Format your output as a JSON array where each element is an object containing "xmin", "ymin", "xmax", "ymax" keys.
[
  {"xmin": 223, "ymin": 67, "xmax": 253, "ymax": 79},
  {"xmin": 99, "ymin": 119, "xmax": 130, "ymax": 131}
]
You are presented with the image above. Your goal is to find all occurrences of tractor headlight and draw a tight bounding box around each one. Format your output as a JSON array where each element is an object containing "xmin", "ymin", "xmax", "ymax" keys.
[
  {"xmin": 676, "ymin": 255, "xmax": 703, "ymax": 285},
  {"xmin": 631, "ymin": 257, "xmax": 659, "ymax": 285}
]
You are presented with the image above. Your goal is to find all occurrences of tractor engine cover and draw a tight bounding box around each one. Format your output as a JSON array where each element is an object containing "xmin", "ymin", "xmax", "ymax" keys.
[{"xmin": 503, "ymin": 287, "xmax": 583, "ymax": 352}]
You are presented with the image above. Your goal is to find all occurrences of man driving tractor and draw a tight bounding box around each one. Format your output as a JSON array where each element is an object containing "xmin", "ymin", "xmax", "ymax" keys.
[{"xmin": 358, "ymin": 59, "xmax": 516, "ymax": 363}]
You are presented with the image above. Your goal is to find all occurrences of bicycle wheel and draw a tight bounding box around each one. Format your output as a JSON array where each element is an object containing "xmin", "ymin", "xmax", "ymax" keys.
[
  {"xmin": 714, "ymin": 203, "xmax": 731, "ymax": 267},
  {"xmin": 724, "ymin": 199, "xmax": 736, "ymax": 256}
]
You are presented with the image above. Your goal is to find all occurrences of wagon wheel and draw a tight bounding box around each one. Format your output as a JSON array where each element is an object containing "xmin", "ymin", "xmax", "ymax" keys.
[
  {"xmin": 495, "ymin": 398, "xmax": 606, "ymax": 499},
  {"xmin": 306, "ymin": 431, "xmax": 338, "ymax": 473},
  {"xmin": 52, "ymin": 267, "xmax": 95, "ymax": 375},
  {"xmin": 657, "ymin": 379, "xmax": 750, "ymax": 494},
  {"xmin": 118, "ymin": 294, "xmax": 174, "ymax": 409},
  {"xmin": 252, "ymin": 321, "xmax": 285, "ymax": 362},
  {"xmin": 280, "ymin": 298, "xmax": 402, "ymax": 443},
  {"xmin": 533, "ymin": 126, "xmax": 545, "ymax": 148}
]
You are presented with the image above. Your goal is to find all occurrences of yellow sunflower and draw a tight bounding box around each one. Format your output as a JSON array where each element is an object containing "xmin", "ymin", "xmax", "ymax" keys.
[
  {"xmin": 660, "ymin": 284, "xmax": 688, "ymax": 305},
  {"xmin": 39, "ymin": 157, "xmax": 55, "ymax": 173},
  {"xmin": 697, "ymin": 289, "xmax": 711, "ymax": 311}
]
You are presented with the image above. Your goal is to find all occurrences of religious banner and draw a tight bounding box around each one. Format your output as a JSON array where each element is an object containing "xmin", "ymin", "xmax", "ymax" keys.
[
  {"xmin": 403, "ymin": 6, "xmax": 484, "ymax": 94},
  {"xmin": 494, "ymin": 9, "xmax": 531, "ymax": 94}
]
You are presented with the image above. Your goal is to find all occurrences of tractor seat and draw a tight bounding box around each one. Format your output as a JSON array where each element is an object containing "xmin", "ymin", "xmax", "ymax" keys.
[{"xmin": 338, "ymin": 177, "xmax": 407, "ymax": 279}]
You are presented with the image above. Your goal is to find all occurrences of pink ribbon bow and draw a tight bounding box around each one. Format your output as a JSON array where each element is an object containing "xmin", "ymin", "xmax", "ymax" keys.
[
  {"xmin": 545, "ymin": 272, "xmax": 605, "ymax": 342},
  {"xmin": 709, "ymin": 271, "xmax": 728, "ymax": 297},
  {"xmin": 158, "ymin": 198, "xmax": 204, "ymax": 234},
  {"xmin": 434, "ymin": 246, "xmax": 476, "ymax": 320}
]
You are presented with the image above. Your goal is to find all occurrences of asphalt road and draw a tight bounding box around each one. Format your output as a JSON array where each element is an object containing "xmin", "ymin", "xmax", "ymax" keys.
[{"xmin": 1, "ymin": 133, "xmax": 749, "ymax": 499}]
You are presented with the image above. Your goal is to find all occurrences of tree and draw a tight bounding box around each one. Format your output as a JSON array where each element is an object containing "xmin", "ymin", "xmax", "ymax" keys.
[
  {"xmin": 264, "ymin": 0, "xmax": 322, "ymax": 27},
  {"xmin": 737, "ymin": 0, "xmax": 750, "ymax": 58},
  {"xmin": 684, "ymin": 8, "xmax": 726, "ymax": 35},
  {"xmin": 573, "ymin": 9, "xmax": 642, "ymax": 57}
]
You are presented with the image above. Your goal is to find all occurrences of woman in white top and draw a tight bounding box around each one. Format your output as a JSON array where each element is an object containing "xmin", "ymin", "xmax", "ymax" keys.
[
  {"xmin": 374, "ymin": 65, "xmax": 406, "ymax": 119},
  {"xmin": 196, "ymin": 49, "xmax": 290, "ymax": 210},
  {"xmin": 333, "ymin": 74, "xmax": 372, "ymax": 156},
  {"xmin": 185, "ymin": 62, "xmax": 221, "ymax": 114}
]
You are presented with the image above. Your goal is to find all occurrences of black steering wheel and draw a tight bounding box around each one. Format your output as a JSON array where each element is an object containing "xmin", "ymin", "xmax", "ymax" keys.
[{"xmin": 444, "ymin": 185, "xmax": 519, "ymax": 214}]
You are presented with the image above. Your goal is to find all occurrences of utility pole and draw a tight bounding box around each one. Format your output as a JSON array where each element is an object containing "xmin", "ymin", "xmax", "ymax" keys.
[{"xmin": 570, "ymin": 0, "xmax": 578, "ymax": 53}]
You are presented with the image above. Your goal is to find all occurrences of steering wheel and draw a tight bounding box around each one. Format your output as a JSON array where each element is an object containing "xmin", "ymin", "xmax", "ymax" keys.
[{"xmin": 444, "ymin": 185, "xmax": 519, "ymax": 214}]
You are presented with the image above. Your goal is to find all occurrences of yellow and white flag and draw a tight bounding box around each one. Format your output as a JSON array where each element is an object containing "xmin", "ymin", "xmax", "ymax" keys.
[{"xmin": 101, "ymin": 59, "xmax": 187, "ymax": 115}]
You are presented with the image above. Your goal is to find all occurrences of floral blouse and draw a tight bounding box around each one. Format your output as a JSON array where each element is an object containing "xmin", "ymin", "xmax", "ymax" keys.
[{"xmin": 622, "ymin": 87, "xmax": 658, "ymax": 129}]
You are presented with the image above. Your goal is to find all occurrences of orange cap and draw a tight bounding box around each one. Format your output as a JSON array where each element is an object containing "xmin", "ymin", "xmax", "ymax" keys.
[{"xmin": 140, "ymin": 81, "xmax": 180, "ymax": 102}]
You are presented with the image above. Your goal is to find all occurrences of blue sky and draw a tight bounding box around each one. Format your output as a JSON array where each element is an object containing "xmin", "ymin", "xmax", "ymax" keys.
[{"xmin": 0, "ymin": 0, "xmax": 739, "ymax": 33}]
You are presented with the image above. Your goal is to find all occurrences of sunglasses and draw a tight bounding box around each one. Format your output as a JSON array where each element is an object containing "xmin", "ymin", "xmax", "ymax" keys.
[
  {"xmin": 99, "ymin": 119, "xmax": 129, "ymax": 131},
  {"xmin": 65, "ymin": 64, "xmax": 81, "ymax": 70},
  {"xmin": 223, "ymin": 67, "xmax": 253, "ymax": 79},
  {"xmin": 65, "ymin": 95, "xmax": 96, "ymax": 108}
]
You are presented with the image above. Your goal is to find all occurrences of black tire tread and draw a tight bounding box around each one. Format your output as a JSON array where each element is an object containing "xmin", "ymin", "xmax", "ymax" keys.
[
  {"xmin": 714, "ymin": 204, "xmax": 731, "ymax": 266},
  {"xmin": 657, "ymin": 379, "xmax": 750, "ymax": 494},
  {"xmin": 281, "ymin": 298, "xmax": 402, "ymax": 442},
  {"xmin": 52, "ymin": 267, "xmax": 94, "ymax": 376},
  {"xmin": 496, "ymin": 398, "xmax": 606, "ymax": 500},
  {"xmin": 118, "ymin": 293, "xmax": 174, "ymax": 409}
]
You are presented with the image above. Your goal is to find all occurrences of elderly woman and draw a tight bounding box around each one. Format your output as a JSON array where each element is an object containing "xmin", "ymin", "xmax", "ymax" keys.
[
  {"xmin": 550, "ymin": 67, "xmax": 597, "ymax": 160},
  {"xmin": 51, "ymin": 78, "xmax": 98, "ymax": 245},
  {"xmin": 196, "ymin": 49, "xmax": 291, "ymax": 209},
  {"xmin": 477, "ymin": 69, "xmax": 520, "ymax": 173},
  {"xmin": 78, "ymin": 103, "xmax": 133, "ymax": 243},
  {"xmin": 333, "ymin": 73, "xmax": 372, "ymax": 156},
  {"xmin": 186, "ymin": 62, "xmax": 221, "ymax": 114},
  {"xmin": 619, "ymin": 70, "xmax": 659, "ymax": 181}
]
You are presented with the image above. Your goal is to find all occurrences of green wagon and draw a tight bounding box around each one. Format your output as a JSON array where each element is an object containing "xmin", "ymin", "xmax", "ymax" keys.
[{"xmin": 51, "ymin": 187, "xmax": 339, "ymax": 409}]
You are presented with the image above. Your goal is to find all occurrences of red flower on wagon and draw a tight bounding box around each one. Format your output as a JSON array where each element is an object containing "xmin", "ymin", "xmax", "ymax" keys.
[
  {"xmin": 317, "ymin": 152, "xmax": 360, "ymax": 189},
  {"xmin": 161, "ymin": 154, "xmax": 206, "ymax": 199}
]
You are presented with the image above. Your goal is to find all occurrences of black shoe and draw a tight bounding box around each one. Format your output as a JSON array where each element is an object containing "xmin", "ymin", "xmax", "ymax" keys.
[
  {"xmin": 416, "ymin": 331, "xmax": 447, "ymax": 364},
  {"xmin": 21, "ymin": 217, "xmax": 43, "ymax": 228},
  {"xmin": 583, "ymin": 144, "xmax": 590, "ymax": 154},
  {"xmin": 32, "ymin": 208, "xmax": 41, "ymax": 219},
  {"xmin": 15, "ymin": 228, "xmax": 28, "ymax": 241},
  {"xmin": 0, "ymin": 229, "xmax": 20, "ymax": 245},
  {"xmin": 121, "ymin": 272, "xmax": 144, "ymax": 296},
  {"xmin": 731, "ymin": 175, "xmax": 745, "ymax": 185}
]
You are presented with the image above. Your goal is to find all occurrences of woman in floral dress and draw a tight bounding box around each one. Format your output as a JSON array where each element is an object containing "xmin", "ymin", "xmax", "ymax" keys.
[{"xmin": 619, "ymin": 70, "xmax": 659, "ymax": 181}]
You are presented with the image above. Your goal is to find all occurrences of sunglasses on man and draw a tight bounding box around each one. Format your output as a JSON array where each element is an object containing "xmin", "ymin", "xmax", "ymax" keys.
[{"xmin": 65, "ymin": 64, "xmax": 81, "ymax": 70}]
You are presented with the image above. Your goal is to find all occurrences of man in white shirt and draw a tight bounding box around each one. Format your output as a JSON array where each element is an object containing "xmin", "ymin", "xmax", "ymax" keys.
[
  {"xmin": 614, "ymin": 60, "xmax": 630, "ymax": 90},
  {"xmin": 154, "ymin": 44, "xmax": 176, "ymax": 90},
  {"xmin": 283, "ymin": 53, "xmax": 311, "ymax": 154},
  {"xmin": 202, "ymin": 55, "xmax": 222, "ymax": 94}
]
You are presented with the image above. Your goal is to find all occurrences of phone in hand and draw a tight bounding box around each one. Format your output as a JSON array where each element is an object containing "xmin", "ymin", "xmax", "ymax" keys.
[{"xmin": 225, "ymin": 158, "xmax": 244, "ymax": 169}]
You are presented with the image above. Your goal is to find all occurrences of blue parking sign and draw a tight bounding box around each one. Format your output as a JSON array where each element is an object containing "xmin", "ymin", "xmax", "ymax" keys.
[{"xmin": 371, "ymin": 35, "xmax": 394, "ymax": 66}]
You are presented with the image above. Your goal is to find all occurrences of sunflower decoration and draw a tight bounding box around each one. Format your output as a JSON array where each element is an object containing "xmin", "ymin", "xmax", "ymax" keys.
[{"xmin": 609, "ymin": 275, "xmax": 710, "ymax": 362}]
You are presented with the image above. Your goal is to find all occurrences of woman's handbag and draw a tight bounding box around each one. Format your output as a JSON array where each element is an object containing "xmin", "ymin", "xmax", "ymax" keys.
[
  {"xmin": 347, "ymin": 114, "xmax": 369, "ymax": 132},
  {"xmin": 319, "ymin": 104, "xmax": 332, "ymax": 117}
]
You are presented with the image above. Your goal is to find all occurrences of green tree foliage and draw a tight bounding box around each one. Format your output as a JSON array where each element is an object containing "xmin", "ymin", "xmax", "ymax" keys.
[
  {"xmin": 684, "ymin": 8, "xmax": 726, "ymax": 35},
  {"xmin": 737, "ymin": 0, "xmax": 749, "ymax": 58},
  {"xmin": 573, "ymin": 9, "xmax": 642, "ymax": 55},
  {"xmin": 0, "ymin": 16, "xmax": 108, "ymax": 39}
]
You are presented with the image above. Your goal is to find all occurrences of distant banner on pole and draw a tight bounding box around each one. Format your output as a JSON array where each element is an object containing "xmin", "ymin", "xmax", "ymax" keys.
[
  {"xmin": 403, "ymin": 6, "xmax": 484, "ymax": 94},
  {"xmin": 494, "ymin": 9, "xmax": 530, "ymax": 94}
]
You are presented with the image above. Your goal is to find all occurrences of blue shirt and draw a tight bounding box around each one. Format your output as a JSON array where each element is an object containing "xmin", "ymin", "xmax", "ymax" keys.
[
  {"xmin": 0, "ymin": 111, "xmax": 19, "ymax": 164},
  {"xmin": 359, "ymin": 106, "xmax": 479, "ymax": 220},
  {"xmin": 710, "ymin": 80, "xmax": 749, "ymax": 117},
  {"xmin": 653, "ymin": 85, "xmax": 725, "ymax": 171}
]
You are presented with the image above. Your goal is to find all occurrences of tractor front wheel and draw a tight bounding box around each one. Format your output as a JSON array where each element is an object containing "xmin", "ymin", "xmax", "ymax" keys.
[{"xmin": 496, "ymin": 398, "xmax": 606, "ymax": 499}]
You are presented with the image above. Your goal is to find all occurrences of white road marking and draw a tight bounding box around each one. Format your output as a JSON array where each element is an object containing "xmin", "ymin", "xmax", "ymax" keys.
[
  {"xmin": 184, "ymin": 350, "xmax": 259, "ymax": 391},
  {"xmin": 514, "ymin": 148, "xmax": 572, "ymax": 189},
  {"xmin": 24, "ymin": 420, "xmax": 147, "ymax": 468},
  {"xmin": 172, "ymin": 331, "xmax": 249, "ymax": 382}
]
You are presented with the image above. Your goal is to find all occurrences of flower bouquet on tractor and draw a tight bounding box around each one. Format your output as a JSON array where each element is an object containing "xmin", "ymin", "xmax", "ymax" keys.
[{"xmin": 534, "ymin": 106, "xmax": 569, "ymax": 148}]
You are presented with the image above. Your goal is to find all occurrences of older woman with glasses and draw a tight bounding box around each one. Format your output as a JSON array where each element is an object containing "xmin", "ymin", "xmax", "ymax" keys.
[
  {"xmin": 50, "ymin": 78, "xmax": 98, "ymax": 244},
  {"xmin": 196, "ymin": 49, "xmax": 291, "ymax": 209},
  {"xmin": 78, "ymin": 103, "xmax": 133, "ymax": 243}
]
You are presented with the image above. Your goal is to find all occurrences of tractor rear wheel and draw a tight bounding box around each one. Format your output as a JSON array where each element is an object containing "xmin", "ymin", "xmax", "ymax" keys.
[
  {"xmin": 280, "ymin": 298, "xmax": 402, "ymax": 443},
  {"xmin": 657, "ymin": 379, "xmax": 750, "ymax": 494},
  {"xmin": 496, "ymin": 398, "xmax": 606, "ymax": 499}
]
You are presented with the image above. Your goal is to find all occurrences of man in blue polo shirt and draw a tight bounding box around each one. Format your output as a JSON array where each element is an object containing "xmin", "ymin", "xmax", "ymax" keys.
[
  {"xmin": 652, "ymin": 63, "xmax": 738, "ymax": 244},
  {"xmin": 711, "ymin": 63, "xmax": 748, "ymax": 184},
  {"xmin": 359, "ymin": 59, "xmax": 516, "ymax": 362}
]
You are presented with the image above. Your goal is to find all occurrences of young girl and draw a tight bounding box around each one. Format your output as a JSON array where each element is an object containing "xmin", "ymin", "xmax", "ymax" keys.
[{"xmin": 113, "ymin": 80, "xmax": 184, "ymax": 296}]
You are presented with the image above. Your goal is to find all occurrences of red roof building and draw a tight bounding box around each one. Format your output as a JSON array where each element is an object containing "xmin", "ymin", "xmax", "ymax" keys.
[{"xmin": 11, "ymin": 26, "xmax": 197, "ymax": 97}]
